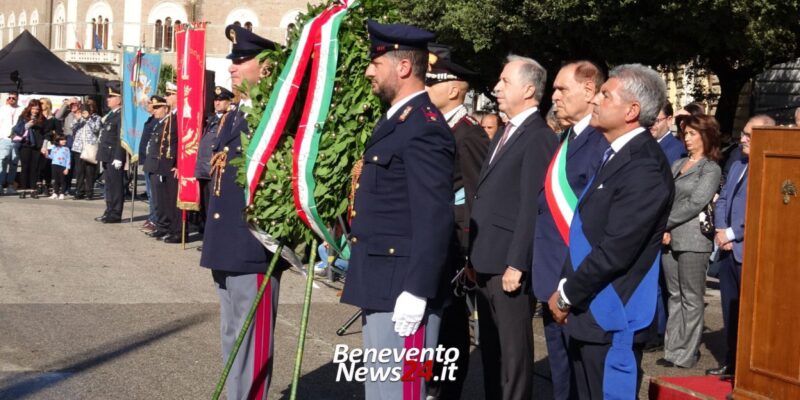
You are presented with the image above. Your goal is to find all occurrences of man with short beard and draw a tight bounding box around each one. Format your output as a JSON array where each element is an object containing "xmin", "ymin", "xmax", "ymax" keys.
[{"xmin": 340, "ymin": 20, "xmax": 454, "ymax": 400}]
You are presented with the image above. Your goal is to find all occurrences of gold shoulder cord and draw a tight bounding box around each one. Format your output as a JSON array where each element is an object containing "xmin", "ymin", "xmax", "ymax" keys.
[
  {"xmin": 209, "ymin": 111, "xmax": 231, "ymax": 197},
  {"xmin": 158, "ymin": 116, "xmax": 173, "ymax": 160},
  {"xmin": 348, "ymin": 159, "xmax": 363, "ymax": 223}
]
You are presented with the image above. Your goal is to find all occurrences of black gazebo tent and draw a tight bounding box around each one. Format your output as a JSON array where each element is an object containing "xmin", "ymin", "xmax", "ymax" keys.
[{"xmin": 0, "ymin": 30, "xmax": 105, "ymax": 95}]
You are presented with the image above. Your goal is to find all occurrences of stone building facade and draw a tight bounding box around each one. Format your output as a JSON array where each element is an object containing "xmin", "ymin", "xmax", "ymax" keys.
[{"xmin": 0, "ymin": 0, "xmax": 316, "ymax": 88}]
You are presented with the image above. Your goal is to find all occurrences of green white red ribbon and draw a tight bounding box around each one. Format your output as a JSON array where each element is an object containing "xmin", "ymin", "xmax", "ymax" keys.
[
  {"xmin": 245, "ymin": 1, "xmax": 356, "ymax": 254},
  {"xmin": 544, "ymin": 138, "xmax": 578, "ymax": 243}
]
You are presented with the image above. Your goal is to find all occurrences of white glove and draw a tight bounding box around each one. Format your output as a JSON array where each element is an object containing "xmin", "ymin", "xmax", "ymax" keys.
[
  {"xmin": 112, "ymin": 159, "xmax": 123, "ymax": 169},
  {"xmin": 391, "ymin": 291, "xmax": 427, "ymax": 337}
]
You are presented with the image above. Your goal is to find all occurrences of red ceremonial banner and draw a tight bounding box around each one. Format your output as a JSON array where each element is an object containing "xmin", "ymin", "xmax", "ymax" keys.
[{"xmin": 175, "ymin": 23, "xmax": 206, "ymax": 211}]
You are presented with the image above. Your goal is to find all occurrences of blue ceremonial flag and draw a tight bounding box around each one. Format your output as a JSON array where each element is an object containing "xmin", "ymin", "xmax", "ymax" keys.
[{"xmin": 122, "ymin": 49, "xmax": 161, "ymax": 162}]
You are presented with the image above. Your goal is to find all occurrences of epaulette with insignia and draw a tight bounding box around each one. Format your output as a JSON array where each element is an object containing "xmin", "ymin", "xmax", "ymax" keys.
[
  {"xmin": 463, "ymin": 114, "xmax": 479, "ymax": 125},
  {"xmin": 398, "ymin": 105, "xmax": 414, "ymax": 122},
  {"xmin": 423, "ymin": 106, "xmax": 439, "ymax": 122}
]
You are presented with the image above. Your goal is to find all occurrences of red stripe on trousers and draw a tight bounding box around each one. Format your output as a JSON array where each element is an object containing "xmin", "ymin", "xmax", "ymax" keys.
[
  {"xmin": 402, "ymin": 323, "xmax": 426, "ymax": 400},
  {"xmin": 248, "ymin": 274, "xmax": 272, "ymax": 400}
]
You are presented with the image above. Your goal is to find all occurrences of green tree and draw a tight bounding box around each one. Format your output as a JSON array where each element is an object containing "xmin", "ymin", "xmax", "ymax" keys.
[{"xmin": 395, "ymin": 0, "xmax": 800, "ymax": 135}]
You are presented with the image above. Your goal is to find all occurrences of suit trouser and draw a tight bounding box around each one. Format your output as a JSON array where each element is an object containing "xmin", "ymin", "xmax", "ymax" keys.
[
  {"xmin": 475, "ymin": 273, "xmax": 533, "ymax": 400},
  {"xmin": 663, "ymin": 250, "xmax": 709, "ymax": 367},
  {"xmin": 361, "ymin": 309, "xmax": 442, "ymax": 400},
  {"xmin": 427, "ymin": 294, "xmax": 470, "ymax": 400},
  {"xmin": 154, "ymin": 173, "xmax": 180, "ymax": 235},
  {"xmin": 213, "ymin": 270, "xmax": 281, "ymax": 400},
  {"xmin": 718, "ymin": 251, "xmax": 742, "ymax": 368},
  {"xmin": 542, "ymin": 302, "xmax": 574, "ymax": 400},
  {"xmin": 102, "ymin": 162, "xmax": 125, "ymax": 219},
  {"xmin": 568, "ymin": 339, "xmax": 644, "ymax": 400}
]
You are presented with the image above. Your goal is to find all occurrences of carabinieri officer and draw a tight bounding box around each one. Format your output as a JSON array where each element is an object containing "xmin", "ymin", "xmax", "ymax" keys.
[
  {"xmin": 200, "ymin": 24, "xmax": 287, "ymax": 400},
  {"xmin": 340, "ymin": 20, "xmax": 455, "ymax": 400}
]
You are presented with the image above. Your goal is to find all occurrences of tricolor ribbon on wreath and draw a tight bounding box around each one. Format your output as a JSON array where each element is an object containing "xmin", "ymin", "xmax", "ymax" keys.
[{"xmin": 243, "ymin": 0, "xmax": 357, "ymax": 256}]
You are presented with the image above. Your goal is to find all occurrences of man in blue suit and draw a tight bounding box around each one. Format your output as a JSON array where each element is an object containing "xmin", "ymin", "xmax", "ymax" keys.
[
  {"xmin": 548, "ymin": 64, "xmax": 674, "ymax": 399},
  {"xmin": 340, "ymin": 20, "xmax": 454, "ymax": 400},
  {"xmin": 652, "ymin": 101, "xmax": 687, "ymax": 165},
  {"xmin": 532, "ymin": 61, "xmax": 608, "ymax": 400},
  {"xmin": 200, "ymin": 25, "xmax": 286, "ymax": 400},
  {"xmin": 707, "ymin": 114, "xmax": 775, "ymax": 378}
]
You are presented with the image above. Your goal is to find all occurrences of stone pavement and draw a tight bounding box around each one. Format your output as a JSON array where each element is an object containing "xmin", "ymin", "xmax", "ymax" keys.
[{"xmin": 0, "ymin": 193, "xmax": 730, "ymax": 399}]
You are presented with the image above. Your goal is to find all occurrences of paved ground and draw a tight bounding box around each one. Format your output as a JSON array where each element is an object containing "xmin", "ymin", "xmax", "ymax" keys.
[{"xmin": 0, "ymin": 190, "xmax": 731, "ymax": 399}]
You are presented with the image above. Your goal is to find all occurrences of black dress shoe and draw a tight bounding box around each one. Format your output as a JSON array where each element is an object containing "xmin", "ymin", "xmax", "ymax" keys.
[
  {"xmin": 643, "ymin": 338, "xmax": 664, "ymax": 353},
  {"xmin": 163, "ymin": 234, "xmax": 187, "ymax": 244},
  {"xmin": 656, "ymin": 358, "xmax": 674, "ymax": 367},
  {"xmin": 196, "ymin": 246, "xmax": 203, "ymax": 252},
  {"xmin": 94, "ymin": 215, "xmax": 107, "ymax": 222},
  {"xmin": 148, "ymin": 231, "xmax": 168, "ymax": 239},
  {"xmin": 706, "ymin": 364, "xmax": 733, "ymax": 376},
  {"xmin": 103, "ymin": 218, "xmax": 122, "ymax": 224}
]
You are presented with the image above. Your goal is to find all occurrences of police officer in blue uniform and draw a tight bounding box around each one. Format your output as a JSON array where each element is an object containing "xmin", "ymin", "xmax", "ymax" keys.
[
  {"xmin": 142, "ymin": 95, "xmax": 177, "ymax": 240},
  {"xmin": 199, "ymin": 24, "xmax": 286, "ymax": 400},
  {"xmin": 94, "ymin": 81, "xmax": 125, "ymax": 223},
  {"xmin": 339, "ymin": 20, "xmax": 455, "ymax": 400},
  {"xmin": 195, "ymin": 86, "xmax": 234, "ymax": 246}
]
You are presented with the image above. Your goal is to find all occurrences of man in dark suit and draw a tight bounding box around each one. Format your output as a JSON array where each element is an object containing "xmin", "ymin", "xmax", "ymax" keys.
[
  {"xmin": 706, "ymin": 114, "xmax": 775, "ymax": 378},
  {"xmin": 199, "ymin": 25, "xmax": 287, "ymax": 400},
  {"xmin": 532, "ymin": 61, "xmax": 608, "ymax": 400},
  {"xmin": 548, "ymin": 64, "xmax": 674, "ymax": 399},
  {"xmin": 467, "ymin": 55, "xmax": 558, "ymax": 400},
  {"xmin": 425, "ymin": 43, "xmax": 489, "ymax": 400},
  {"xmin": 94, "ymin": 81, "xmax": 125, "ymax": 223},
  {"xmin": 340, "ymin": 21, "xmax": 454, "ymax": 400}
]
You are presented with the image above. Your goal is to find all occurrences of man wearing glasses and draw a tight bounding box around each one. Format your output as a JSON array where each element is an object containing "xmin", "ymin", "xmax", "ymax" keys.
[
  {"xmin": 0, "ymin": 92, "xmax": 21, "ymax": 194},
  {"xmin": 650, "ymin": 101, "xmax": 686, "ymax": 165}
]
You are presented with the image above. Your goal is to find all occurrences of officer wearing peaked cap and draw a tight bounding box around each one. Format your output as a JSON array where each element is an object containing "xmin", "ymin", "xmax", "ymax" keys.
[
  {"xmin": 94, "ymin": 80, "xmax": 125, "ymax": 223},
  {"xmin": 194, "ymin": 86, "xmax": 234, "ymax": 240},
  {"xmin": 424, "ymin": 43, "xmax": 489, "ymax": 400},
  {"xmin": 339, "ymin": 20, "xmax": 455, "ymax": 400},
  {"xmin": 200, "ymin": 24, "xmax": 287, "ymax": 400}
]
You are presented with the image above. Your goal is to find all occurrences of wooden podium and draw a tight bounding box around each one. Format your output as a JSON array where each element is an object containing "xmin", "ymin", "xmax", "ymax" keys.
[{"xmin": 734, "ymin": 127, "xmax": 800, "ymax": 399}]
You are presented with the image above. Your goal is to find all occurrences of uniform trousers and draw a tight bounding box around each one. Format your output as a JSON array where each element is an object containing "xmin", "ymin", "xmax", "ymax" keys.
[
  {"xmin": 718, "ymin": 251, "xmax": 742, "ymax": 368},
  {"xmin": 143, "ymin": 171, "xmax": 156, "ymax": 223},
  {"xmin": 475, "ymin": 272, "xmax": 533, "ymax": 400},
  {"xmin": 154, "ymin": 173, "xmax": 180, "ymax": 235},
  {"xmin": 102, "ymin": 162, "xmax": 125, "ymax": 220},
  {"xmin": 542, "ymin": 302, "xmax": 574, "ymax": 400},
  {"xmin": 663, "ymin": 250, "xmax": 709, "ymax": 367},
  {"xmin": 361, "ymin": 309, "xmax": 442, "ymax": 400},
  {"xmin": 567, "ymin": 339, "xmax": 644, "ymax": 399},
  {"xmin": 213, "ymin": 270, "xmax": 281, "ymax": 400},
  {"xmin": 427, "ymin": 294, "xmax": 470, "ymax": 400}
]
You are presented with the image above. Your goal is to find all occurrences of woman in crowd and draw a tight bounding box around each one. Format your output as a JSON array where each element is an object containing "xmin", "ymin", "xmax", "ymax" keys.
[
  {"xmin": 12, "ymin": 99, "xmax": 45, "ymax": 198},
  {"xmin": 39, "ymin": 98, "xmax": 63, "ymax": 195},
  {"xmin": 660, "ymin": 114, "xmax": 722, "ymax": 368},
  {"xmin": 71, "ymin": 103, "xmax": 101, "ymax": 200}
]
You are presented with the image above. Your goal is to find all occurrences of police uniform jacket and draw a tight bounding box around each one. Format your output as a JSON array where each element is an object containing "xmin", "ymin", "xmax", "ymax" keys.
[
  {"xmin": 199, "ymin": 106, "xmax": 284, "ymax": 274},
  {"xmin": 340, "ymin": 92, "xmax": 455, "ymax": 312},
  {"xmin": 142, "ymin": 114, "xmax": 177, "ymax": 176},
  {"xmin": 195, "ymin": 112, "xmax": 226, "ymax": 180},
  {"xmin": 96, "ymin": 108, "xmax": 123, "ymax": 164},
  {"xmin": 138, "ymin": 115, "xmax": 156, "ymax": 162}
]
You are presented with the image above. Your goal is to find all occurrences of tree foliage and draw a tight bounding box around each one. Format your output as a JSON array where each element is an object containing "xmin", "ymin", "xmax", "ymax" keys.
[{"xmin": 395, "ymin": 0, "xmax": 800, "ymax": 133}]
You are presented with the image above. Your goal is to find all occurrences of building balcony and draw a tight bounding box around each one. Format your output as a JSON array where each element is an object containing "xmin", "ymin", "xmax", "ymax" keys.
[{"xmin": 57, "ymin": 49, "xmax": 121, "ymax": 65}]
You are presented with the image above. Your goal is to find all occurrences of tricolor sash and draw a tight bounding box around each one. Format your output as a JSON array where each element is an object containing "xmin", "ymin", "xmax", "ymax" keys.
[
  {"xmin": 544, "ymin": 136, "xmax": 578, "ymax": 244},
  {"xmin": 568, "ymin": 167, "xmax": 660, "ymax": 400},
  {"xmin": 244, "ymin": 1, "xmax": 356, "ymax": 257}
]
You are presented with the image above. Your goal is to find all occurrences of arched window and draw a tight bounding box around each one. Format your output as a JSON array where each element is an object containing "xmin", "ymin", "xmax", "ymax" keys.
[
  {"xmin": 53, "ymin": 3, "xmax": 65, "ymax": 49},
  {"xmin": 84, "ymin": 2, "xmax": 113, "ymax": 50},
  {"xmin": 0, "ymin": 15, "xmax": 5, "ymax": 47},
  {"xmin": 18, "ymin": 11, "xmax": 26, "ymax": 34},
  {"xmin": 279, "ymin": 10, "xmax": 302, "ymax": 44},
  {"xmin": 147, "ymin": 2, "xmax": 188, "ymax": 52},
  {"xmin": 8, "ymin": 13, "xmax": 15, "ymax": 44},
  {"xmin": 30, "ymin": 10, "xmax": 38, "ymax": 36}
]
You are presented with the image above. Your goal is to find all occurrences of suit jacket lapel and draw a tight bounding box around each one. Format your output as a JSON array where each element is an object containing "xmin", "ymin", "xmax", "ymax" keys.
[
  {"xmin": 567, "ymin": 127, "xmax": 592, "ymax": 160},
  {"xmin": 581, "ymin": 135, "xmax": 638, "ymax": 205},
  {"xmin": 478, "ymin": 111, "xmax": 541, "ymax": 185}
]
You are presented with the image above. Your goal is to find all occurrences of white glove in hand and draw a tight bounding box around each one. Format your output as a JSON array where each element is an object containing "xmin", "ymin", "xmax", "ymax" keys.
[
  {"xmin": 112, "ymin": 159, "xmax": 123, "ymax": 169},
  {"xmin": 391, "ymin": 291, "xmax": 427, "ymax": 337}
]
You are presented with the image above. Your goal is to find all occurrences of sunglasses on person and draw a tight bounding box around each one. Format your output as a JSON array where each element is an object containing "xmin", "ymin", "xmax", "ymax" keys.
[{"xmin": 7, "ymin": 96, "xmax": 17, "ymax": 101}]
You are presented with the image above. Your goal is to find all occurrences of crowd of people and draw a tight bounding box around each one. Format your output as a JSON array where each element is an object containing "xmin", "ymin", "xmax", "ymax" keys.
[{"xmin": 2, "ymin": 18, "xmax": 800, "ymax": 400}]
